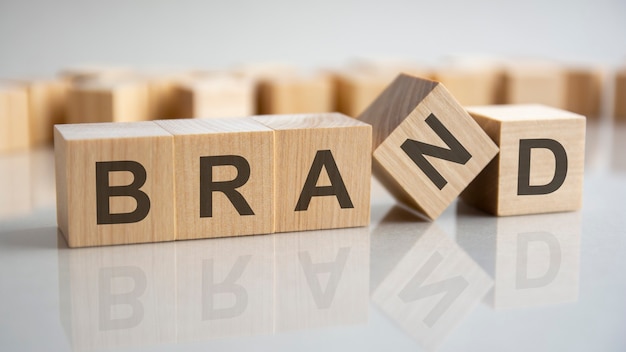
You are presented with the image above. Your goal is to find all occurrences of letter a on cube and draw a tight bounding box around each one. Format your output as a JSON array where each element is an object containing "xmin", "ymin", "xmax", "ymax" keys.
[
  {"xmin": 462, "ymin": 104, "xmax": 585, "ymax": 216},
  {"xmin": 253, "ymin": 113, "xmax": 371, "ymax": 232},
  {"xmin": 54, "ymin": 122, "xmax": 176, "ymax": 247},
  {"xmin": 359, "ymin": 74, "xmax": 499, "ymax": 220}
]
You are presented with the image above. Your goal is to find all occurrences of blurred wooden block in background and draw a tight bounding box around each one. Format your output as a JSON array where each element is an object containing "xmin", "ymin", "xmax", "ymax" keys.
[
  {"xmin": 141, "ymin": 70, "xmax": 194, "ymax": 120},
  {"xmin": 0, "ymin": 83, "xmax": 30, "ymax": 153},
  {"xmin": 433, "ymin": 65, "xmax": 503, "ymax": 106},
  {"xmin": 59, "ymin": 65, "xmax": 134, "ymax": 84},
  {"xmin": 54, "ymin": 122, "xmax": 176, "ymax": 247},
  {"xmin": 462, "ymin": 104, "xmax": 585, "ymax": 216},
  {"xmin": 502, "ymin": 61, "xmax": 566, "ymax": 109},
  {"xmin": 257, "ymin": 72, "xmax": 334, "ymax": 114},
  {"xmin": 359, "ymin": 74, "xmax": 498, "ymax": 220},
  {"xmin": 0, "ymin": 152, "xmax": 32, "ymax": 219},
  {"xmin": 253, "ymin": 113, "xmax": 371, "ymax": 233},
  {"xmin": 615, "ymin": 68, "xmax": 626, "ymax": 121},
  {"xmin": 334, "ymin": 62, "xmax": 431, "ymax": 117},
  {"xmin": 17, "ymin": 78, "xmax": 69, "ymax": 146},
  {"xmin": 176, "ymin": 74, "xmax": 255, "ymax": 118},
  {"xmin": 564, "ymin": 66, "xmax": 603, "ymax": 118},
  {"xmin": 155, "ymin": 118, "xmax": 274, "ymax": 240},
  {"xmin": 67, "ymin": 80, "xmax": 151, "ymax": 123}
]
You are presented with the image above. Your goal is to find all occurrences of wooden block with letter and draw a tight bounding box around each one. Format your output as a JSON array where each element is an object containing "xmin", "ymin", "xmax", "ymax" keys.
[
  {"xmin": 0, "ymin": 83, "xmax": 30, "ymax": 153},
  {"xmin": 257, "ymin": 72, "xmax": 334, "ymax": 114},
  {"xmin": 253, "ymin": 113, "xmax": 371, "ymax": 233},
  {"xmin": 18, "ymin": 78, "xmax": 68, "ymax": 146},
  {"xmin": 67, "ymin": 80, "xmax": 151, "ymax": 124},
  {"xmin": 54, "ymin": 121, "xmax": 176, "ymax": 247},
  {"xmin": 176, "ymin": 75, "xmax": 255, "ymax": 118},
  {"xmin": 462, "ymin": 104, "xmax": 585, "ymax": 216},
  {"xmin": 155, "ymin": 118, "xmax": 274, "ymax": 240},
  {"xmin": 615, "ymin": 68, "xmax": 626, "ymax": 121},
  {"xmin": 359, "ymin": 74, "xmax": 499, "ymax": 220}
]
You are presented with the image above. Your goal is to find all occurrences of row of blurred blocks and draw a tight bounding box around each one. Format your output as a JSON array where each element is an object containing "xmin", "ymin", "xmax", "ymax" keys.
[{"xmin": 2, "ymin": 58, "xmax": 626, "ymax": 154}]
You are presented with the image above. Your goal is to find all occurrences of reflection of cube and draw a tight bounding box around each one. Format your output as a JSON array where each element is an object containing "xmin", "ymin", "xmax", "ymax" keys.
[
  {"xmin": 462, "ymin": 104, "xmax": 585, "ymax": 216},
  {"xmin": 274, "ymin": 227, "xmax": 369, "ymax": 332},
  {"xmin": 54, "ymin": 122, "xmax": 176, "ymax": 247},
  {"xmin": 175, "ymin": 235, "xmax": 274, "ymax": 341},
  {"xmin": 58, "ymin": 240, "xmax": 176, "ymax": 351},
  {"xmin": 359, "ymin": 74, "xmax": 498, "ymax": 220},
  {"xmin": 155, "ymin": 118, "xmax": 274, "ymax": 240},
  {"xmin": 253, "ymin": 113, "xmax": 371, "ymax": 232},
  {"xmin": 0, "ymin": 83, "xmax": 30, "ymax": 153}
]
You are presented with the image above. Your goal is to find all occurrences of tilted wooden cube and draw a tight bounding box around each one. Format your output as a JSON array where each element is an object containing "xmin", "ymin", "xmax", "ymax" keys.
[
  {"xmin": 462, "ymin": 104, "xmax": 586, "ymax": 216},
  {"xmin": 54, "ymin": 122, "xmax": 176, "ymax": 247},
  {"xmin": 359, "ymin": 74, "xmax": 499, "ymax": 220},
  {"xmin": 0, "ymin": 83, "xmax": 30, "ymax": 153},
  {"xmin": 155, "ymin": 118, "xmax": 274, "ymax": 240},
  {"xmin": 253, "ymin": 113, "xmax": 371, "ymax": 232}
]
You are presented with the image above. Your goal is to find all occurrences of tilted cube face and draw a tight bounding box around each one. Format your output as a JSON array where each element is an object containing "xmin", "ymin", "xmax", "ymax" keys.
[
  {"xmin": 359, "ymin": 74, "xmax": 499, "ymax": 220},
  {"xmin": 462, "ymin": 104, "xmax": 586, "ymax": 216}
]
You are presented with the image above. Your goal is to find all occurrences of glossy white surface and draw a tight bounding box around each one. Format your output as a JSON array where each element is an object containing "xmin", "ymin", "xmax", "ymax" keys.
[{"xmin": 1, "ymin": 121, "xmax": 625, "ymax": 351}]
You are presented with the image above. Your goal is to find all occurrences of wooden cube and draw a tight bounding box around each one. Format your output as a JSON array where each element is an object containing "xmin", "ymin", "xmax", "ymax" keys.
[
  {"xmin": 502, "ymin": 62, "xmax": 566, "ymax": 109},
  {"xmin": 59, "ymin": 65, "xmax": 134, "ymax": 84},
  {"xmin": 67, "ymin": 80, "xmax": 151, "ymax": 124},
  {"xmin": 18, "ymin": 78, "xmax": 68, "ymax": 146},
  {"xmin": 0, "ymin": 83, "xmax": 30, "ymax": 153},
  {"xmin": 176, "ymin": 75, "xmax": 255, "ymax": 118},
  {"xmin": 0, "ymin": 151, "xmax": 32, "ymax": 219},
  {"xmin": 359, "ymin": 74, "xmax": 499, "ymax": 220},
  {"xmin": 615, "ymin": 68, "xmax": 626, "ymax": 121},
  {"xmin": 462, "ymin": 104, "xmax": 586, "ymax": 216},
  {"xmin": 432, "ymin": 65, "xmax": 503, "ymax": 106},
  {"xmin": 58, "ymin": 239, "xmax": 176, "ymax": 350},
  {"xmin": 141, "ymin": 71, "xmax": 193, "ymax": 120},
  {"xmin": 563, "ymin": 66, "xmax": 603, "ymax": 118},
  {"xmin": 175, "ymin": 234, "xmax": 274, "ymax": 341},
  {"xmin": 274, "ymin": 227, "xmax": 368, "ymax": 332},
  {"xmin": 155, "ymin": 118, "xmax": 274, "ymax": 240},
  {"xmin": 257, "ymin": 72, "xmax": 334, "ymax": 114},
  {"xmin": 54, "ymin": 121, "xmax": 176, "ymax": 247},
  {"xmin": 371, "ymin": 206, "xmax": 493, "ymax": 350},
  {"xmin": 253, "ymin": 113, "xmax": 371, "ymax": 233}
]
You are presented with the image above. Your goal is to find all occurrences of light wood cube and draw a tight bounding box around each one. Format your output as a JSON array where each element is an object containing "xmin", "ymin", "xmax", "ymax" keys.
[
  {"xmin": 155, "ymin": 118, "xmax": 274, "ymax": 240},
  {"xmin": 359, "ymin": 74, "xmax": 499, "ymax": 220},
  {"xmin": 59, "ymin": 65, "xmax": 134, "ymax": 84},
  {"xmin": 615, "ymin": 68, "xmax": 626, "ymax": 121},
  {"xmin": 257, "ymin": 72, "xmax": 334, "ymax": 114},
  {"xmin": 19, "ymin": 78, "xmax": 68, "ymax": 146},
  {"xmin": 176, "ymin": 75, "xmax": 255, "ymax": 118},
  {"xmin": 67, "ymin": 80, "xmax": 151, "ymax": 124},
  {"xmin": 563, "ymin": 66, "xmax": 603, "ymax": 118},
  {"xmin": 54, "ymin": 121, "xmax": 176, "ymax": 247},
  {"xmin": 502, "ymin": 62, "xmax": 566, "ymax": 109},
  {"xmin": 253, "ymin": 113, "xmax": 371, "ymax": 233},
  {"xmin": 432, "ymin": 65, "xmax": 503, "ymax": 106},
  {"xmin": 462, "ymin": 104, "xmax": 586, "ymax": 216},
  {"xmin": 0, "ymin": 83, "xmax": 30, "ymax": 153}
]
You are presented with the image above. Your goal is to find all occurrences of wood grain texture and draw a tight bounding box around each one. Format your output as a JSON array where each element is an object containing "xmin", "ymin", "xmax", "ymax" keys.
[
  {"xmin": 360, "ymin": 74, "xmax": 498, "ymax": 220},
  {"xmin": 564, "ymin": 67, "xmax": 603, "ymax": 118},
  {"xmin": 67, "ymin": 80, "xmax": 151, "ymax": 124},
  {"xmin": 155, "ymin": 118, "xmax": 274, "ymax": 240},
  {"xmin": 0, "ymin": 83, "xmax": 30, "ymax": 153},
  {"xmin": 54, "ymin": 121, "xmax": 176, "ymax": 247},
  {"xmin": 462, "ymin": 104, "xmax": 586, "ymax": 216},
  {"xmin": 257, "ymin": 72, "xmax": 334, "ymax": 114},
  {"xmin": 253, "ymin": 113, "xmax": 371, "ymax": 233},
  {"xmin": 176, "ymin": 75, "xmax": 255, "ymax": 118},
  {"xmin": 18, "ymin": 78, "xmax": 69, "ymax": 146},
  {"xmin": 502, "ymin": 62, "xmax": 567, "ymax": 109},
  {"xmin": 615, "ymin": 68, "xmax": 626, "ymax": 121}
]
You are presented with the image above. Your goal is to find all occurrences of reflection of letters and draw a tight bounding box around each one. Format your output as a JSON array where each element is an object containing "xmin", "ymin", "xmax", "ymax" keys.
[
  {"xmin": 398, "ymin": 252, "xmax": 470, "ymax": 327},
  {"xmin": 99, "ymin": 266, "xmax": 147, "ymax": 331},
  {"xmin": 516, "ymin": 232, "xmax": 561, "ymax": 289},
  {"xmin": 202, "ymin": 256, "xmax": 251, "ymax": 320},
  {"xmin": 298, "ymin": 247, "xmax": 350, "ymax": 309}
]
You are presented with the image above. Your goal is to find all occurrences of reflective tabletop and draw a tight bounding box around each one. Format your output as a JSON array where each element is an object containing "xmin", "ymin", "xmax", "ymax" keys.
[{"xmin": 1, "ymin": 120, "xmax": 625, "ymax": 351}]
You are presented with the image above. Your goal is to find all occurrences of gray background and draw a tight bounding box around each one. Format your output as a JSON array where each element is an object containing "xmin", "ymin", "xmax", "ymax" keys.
[{"xmin": 0, "ymin": 0, "xmax": 625, "ymax": 77}]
